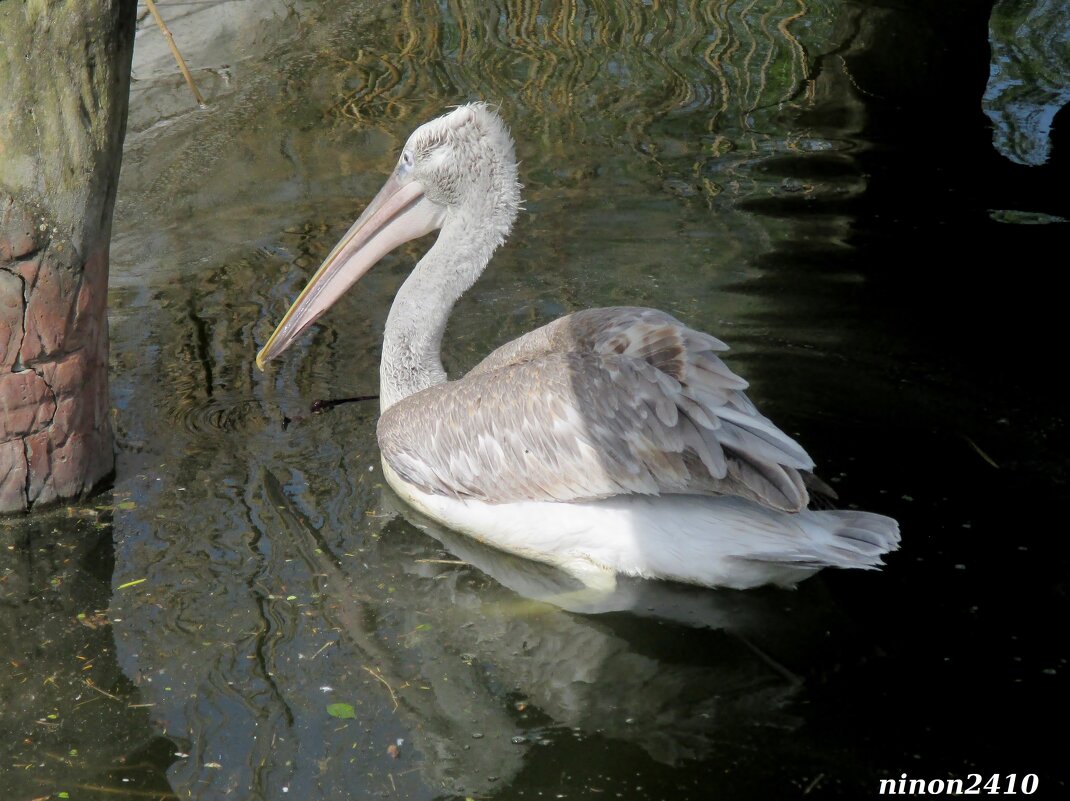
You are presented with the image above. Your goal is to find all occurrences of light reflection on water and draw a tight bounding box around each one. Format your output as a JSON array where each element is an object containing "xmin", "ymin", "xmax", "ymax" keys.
[{"xmin": 4, "ymin": 0, "xmax": 1067, "ymax": 799}]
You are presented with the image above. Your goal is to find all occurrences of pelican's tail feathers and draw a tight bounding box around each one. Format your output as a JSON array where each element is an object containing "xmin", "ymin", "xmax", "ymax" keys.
[{"xmin": 739, "ymin": 510, "xmax": 901, "ymax": 571}]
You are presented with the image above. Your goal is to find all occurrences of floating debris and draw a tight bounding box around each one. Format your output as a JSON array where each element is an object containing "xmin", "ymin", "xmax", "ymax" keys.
[
  {"xmin": 988, "ymin": 209, "xmax": 1067, "ymax": 225},
  {"xmin": 327, "ymin": 703, "xmax": 357, "ymax": 719}
]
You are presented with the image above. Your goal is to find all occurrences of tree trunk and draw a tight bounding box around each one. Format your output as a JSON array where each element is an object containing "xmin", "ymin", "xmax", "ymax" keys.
[{"xmin": 0, "ymin": 0, "xmax": 136, "ymax": 512}]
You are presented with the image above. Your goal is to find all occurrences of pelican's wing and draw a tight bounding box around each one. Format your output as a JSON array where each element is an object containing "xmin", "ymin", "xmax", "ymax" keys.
[{"xmin": 378, "ymin": 308, "xmax": 816, "ymax": 511}]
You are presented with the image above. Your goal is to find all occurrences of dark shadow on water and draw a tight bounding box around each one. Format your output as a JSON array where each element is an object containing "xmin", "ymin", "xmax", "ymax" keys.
[{"xmin": 0, "ymin": 512, "xmax": 176, "ymax": 800}]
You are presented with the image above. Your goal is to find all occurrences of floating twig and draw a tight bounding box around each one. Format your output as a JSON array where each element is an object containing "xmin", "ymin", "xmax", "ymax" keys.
[
  {"xmin": 62, "ymin": 783, "xmax": 180, "ymax": 799},
  {"xmin": 363, "ymin": 665, "xmax": 399, "ymax": 711},
  {"xmin": 961, "ymin": 434, "xmax": 1000, "ymax": 469},
  {"xmin": 803, "ymin": 773, "xmax": 825, "ymax": 795},
  {"xmin": 83, "ymin": 678, "xmax": 122, "ymax": 702},
  {"xmin": 144, "ymin": 0, "xmax": 205, "ymax": 106},
  {"xmin": 311, "ymin": 394, "xmax": 380, "ymax": 414}
]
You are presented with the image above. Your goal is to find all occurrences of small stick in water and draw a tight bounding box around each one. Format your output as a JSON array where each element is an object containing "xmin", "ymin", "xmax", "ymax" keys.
[
  {"xmin": 310, "ymin": 394, "xmax": 380, "ymax": 414},
  {"xmin": 144, "ymin": 0, "xmax": 206, "ymax": 106}
]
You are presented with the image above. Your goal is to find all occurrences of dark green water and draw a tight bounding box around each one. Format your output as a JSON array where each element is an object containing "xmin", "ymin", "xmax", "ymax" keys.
[{"xmin": 3, "ymin": 0, "xmax": 1068, "ymax": 799}]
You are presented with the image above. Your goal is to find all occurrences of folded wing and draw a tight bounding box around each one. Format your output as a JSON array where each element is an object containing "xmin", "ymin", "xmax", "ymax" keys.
[{"xmin": 378, "ymin": 307, "xmax": 816, "ymax": 511}]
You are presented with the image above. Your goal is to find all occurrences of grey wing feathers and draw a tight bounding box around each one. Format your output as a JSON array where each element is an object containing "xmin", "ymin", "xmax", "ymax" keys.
[{"xmin": 378, "ymin": 307, "xmax": 816, "ymax": 511}]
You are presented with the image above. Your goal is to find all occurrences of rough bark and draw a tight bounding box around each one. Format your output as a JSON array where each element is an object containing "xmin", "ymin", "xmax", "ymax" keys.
[{"xmin": 0, "ymin": 0, "xmax": 136, "ymax": 512}]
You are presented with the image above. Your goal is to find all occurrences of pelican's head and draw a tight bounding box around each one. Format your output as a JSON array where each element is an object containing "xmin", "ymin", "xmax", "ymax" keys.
[{"xmin": 256, "ymin": 102, "xmax": 521, "ymax": 369}]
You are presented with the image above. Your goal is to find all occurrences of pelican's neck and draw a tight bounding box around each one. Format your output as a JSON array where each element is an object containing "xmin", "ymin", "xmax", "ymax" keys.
[{"xmin": 380, "ymin": 219, "xmax": 496, "ymax": 411}]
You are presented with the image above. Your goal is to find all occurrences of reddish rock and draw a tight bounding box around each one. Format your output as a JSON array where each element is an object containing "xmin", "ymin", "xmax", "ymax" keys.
[
  {"xmin": 74, "ymin": 245, "xmax": 110, "ymax": 341},
  {"xmin": 0, "ymin": 269, "xmax": 23, "ymax": 370},
  {"xmin": 19, "ymin": 251, "xmax": 81, "ymax": 364},
  {"xmin": 0, "ymin": 439, "xmax": 27, "ymax": 511},
  {"xmin": 0, "ymin": 199, "xmax": 40, "ymax": 261},
  {"xmin": 47, "ymin": 430, "xmax": 89, "ymax": 504},
  {"xmin": 24, "ymin": 429, "xmax": 54, "ymax": 507},
  {"xmin": 38, "ymin": 350, "xmax": 88, "ymax": 397},
  {"xmin": 0, "ymin": 370, "xmax": 56, "ymax": 442},
  {"xmin": 14, "ymin": 253, "xmax": 42, "ymax": 287}
]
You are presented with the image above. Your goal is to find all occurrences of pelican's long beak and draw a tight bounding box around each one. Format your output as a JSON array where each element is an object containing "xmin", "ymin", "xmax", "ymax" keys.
[{"xmin": 256, "ymin": 174, "xmax": 445, "ymax": 369}]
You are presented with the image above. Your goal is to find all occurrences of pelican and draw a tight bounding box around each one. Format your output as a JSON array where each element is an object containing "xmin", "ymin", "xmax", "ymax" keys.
[{"xmin": 256, "ymin": 102, "xmax": 899, "ymax": 589}]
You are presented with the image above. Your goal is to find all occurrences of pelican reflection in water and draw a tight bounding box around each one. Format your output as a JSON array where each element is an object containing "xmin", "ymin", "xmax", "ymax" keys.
[{"xmin": 257, "ymin": 103, "xmax": 899, "ymax": 589}]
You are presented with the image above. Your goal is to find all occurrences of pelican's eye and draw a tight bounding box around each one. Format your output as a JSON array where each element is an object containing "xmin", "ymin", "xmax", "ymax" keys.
[{"xmin": 399, "ymin": 149, "xmax": 415, "ymax": 174}]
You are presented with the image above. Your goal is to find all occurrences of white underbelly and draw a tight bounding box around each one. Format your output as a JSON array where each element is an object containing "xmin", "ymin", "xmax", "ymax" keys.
[{"xmin": 381, "ymin": 461, "xmax": 847, "ymax": 589}]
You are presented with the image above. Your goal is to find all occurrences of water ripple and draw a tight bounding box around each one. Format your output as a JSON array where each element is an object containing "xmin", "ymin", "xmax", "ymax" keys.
[{"xmin": 168, "ymin": 395, "xmax": 265, "ymax": 436}]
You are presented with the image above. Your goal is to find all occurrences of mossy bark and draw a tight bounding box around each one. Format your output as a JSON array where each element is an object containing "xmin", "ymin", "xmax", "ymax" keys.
[{"xmin": 0, "ymin": 0, "xmax": 136, "ymax": 512}]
